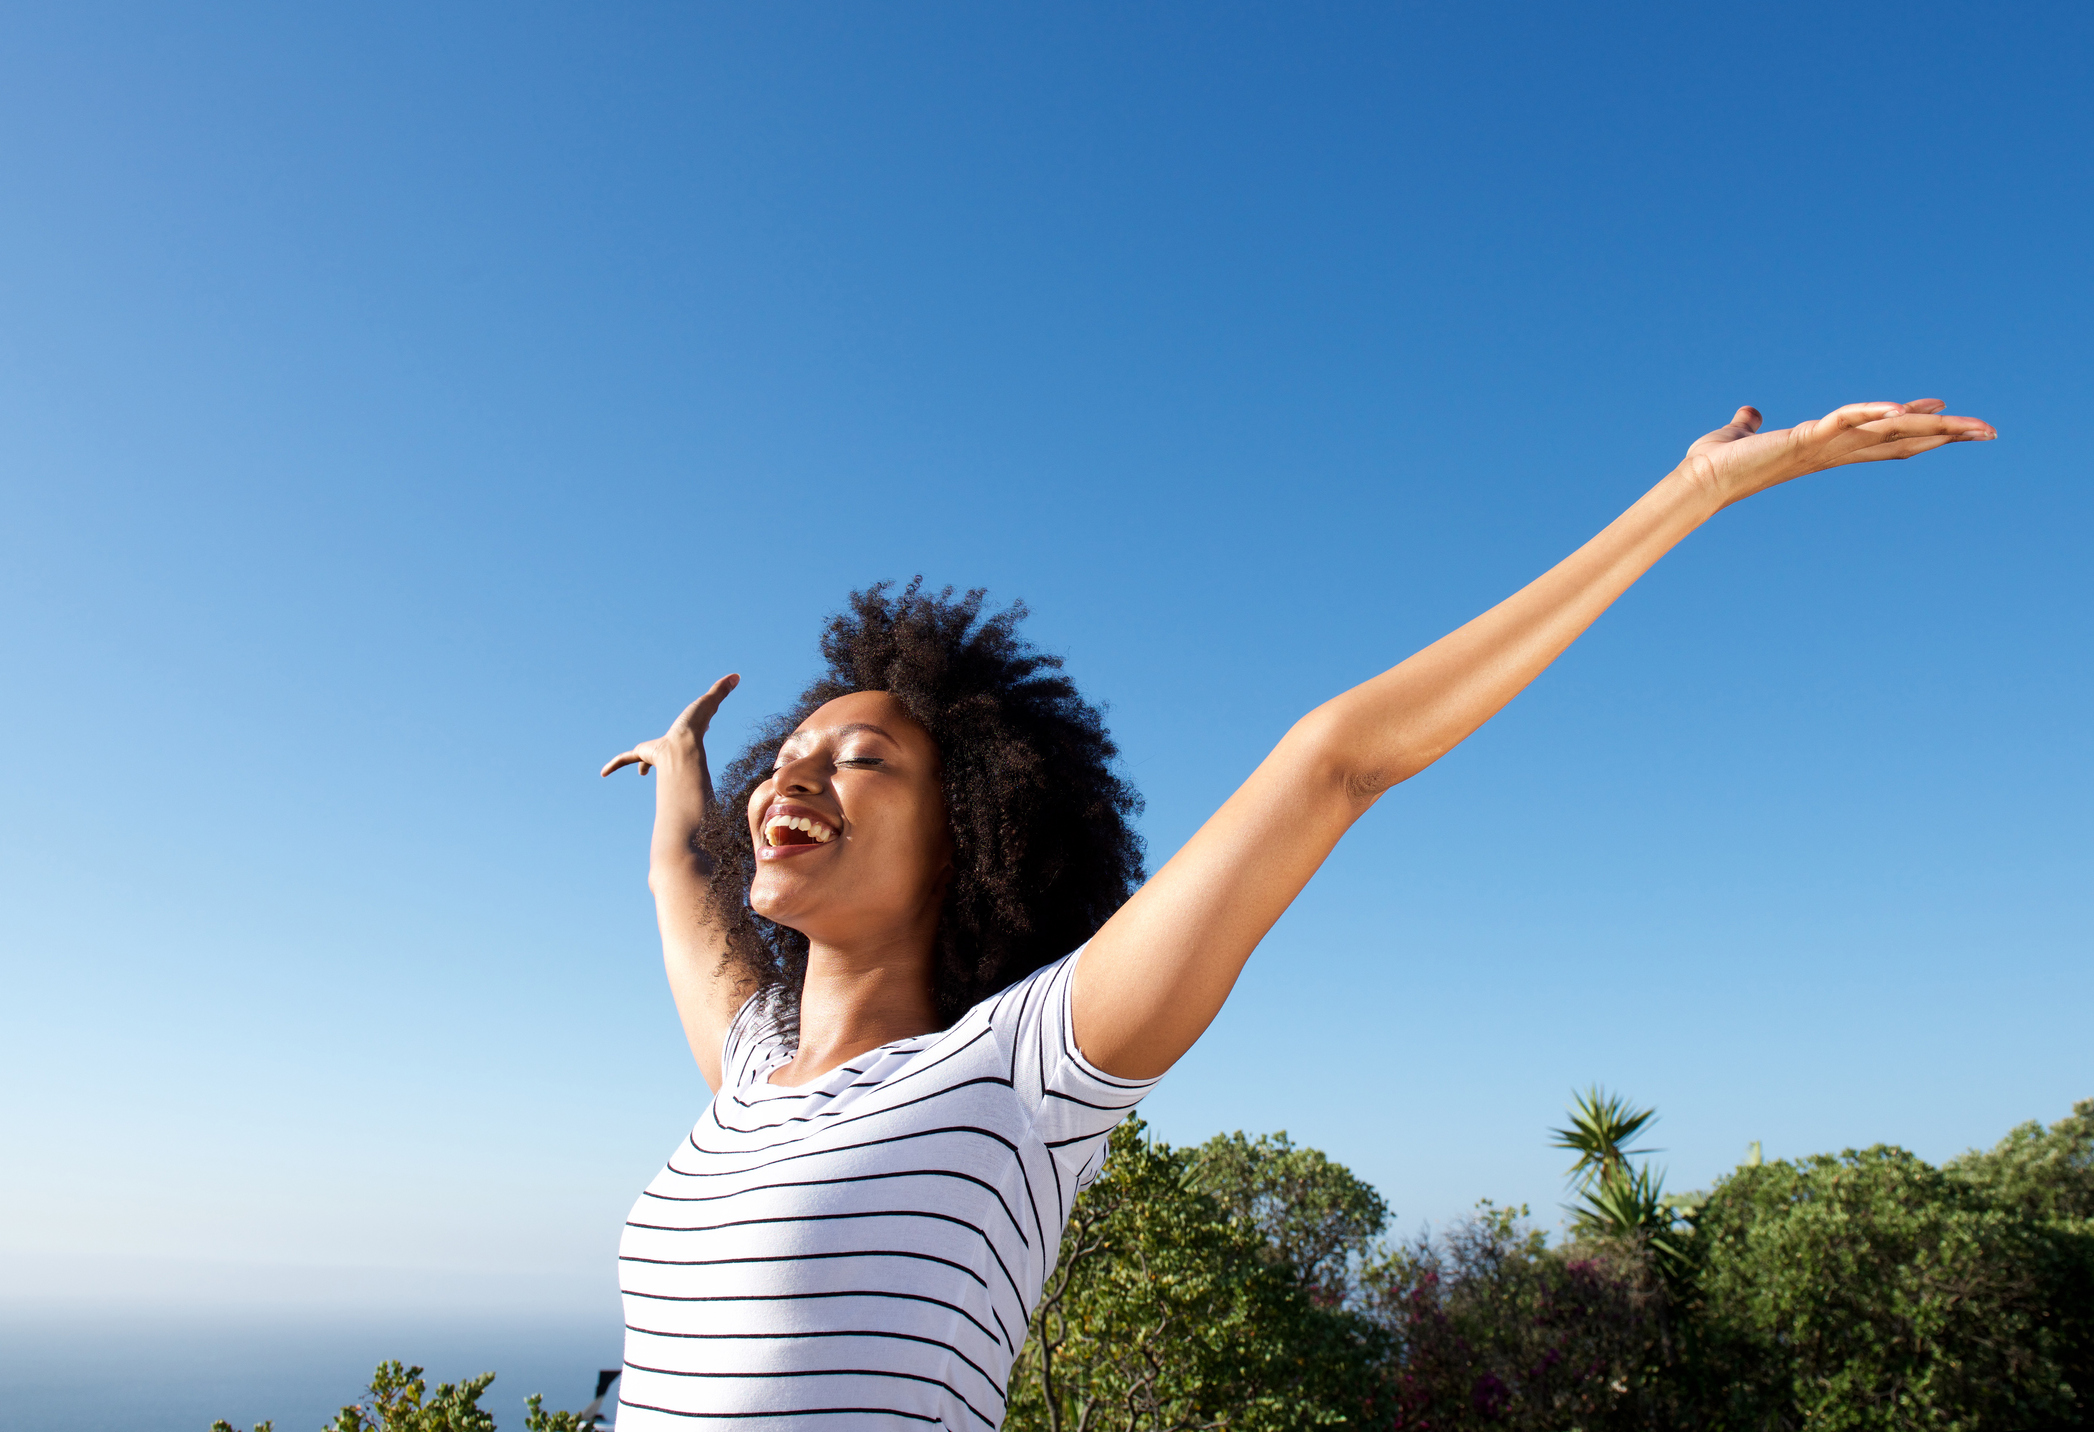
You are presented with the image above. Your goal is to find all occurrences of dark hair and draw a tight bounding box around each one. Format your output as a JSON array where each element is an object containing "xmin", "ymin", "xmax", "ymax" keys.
[{"xmin": 696, "ymin": 580, "xmax": 1145, "ymax": 1043}]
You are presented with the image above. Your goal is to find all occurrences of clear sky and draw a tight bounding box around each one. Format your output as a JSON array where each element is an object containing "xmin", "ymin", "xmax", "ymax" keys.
[{"xmin": 4, "ymin": 0, "xmax": 2089, "ymax": 1332}]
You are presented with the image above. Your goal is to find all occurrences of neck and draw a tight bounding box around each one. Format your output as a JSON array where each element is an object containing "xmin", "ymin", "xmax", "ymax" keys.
[{"xmin": 772, "ymin": 933, "xmax": 939, "ymax": 1086}]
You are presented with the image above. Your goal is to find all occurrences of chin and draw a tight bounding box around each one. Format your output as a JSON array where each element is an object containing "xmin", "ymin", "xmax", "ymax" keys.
[
  {"xmin": 746, "ymin": 886, "xmax": 791, "ymax": 924},
  {"xmin": 748, "ymin": 877, "xmax": 817, "ymax": 929}
]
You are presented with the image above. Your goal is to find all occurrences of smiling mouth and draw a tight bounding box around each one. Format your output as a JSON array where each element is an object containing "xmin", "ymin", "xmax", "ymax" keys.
[{"xmin": 763, "ymin": 812, "xmax": 838, "ymax": 848}]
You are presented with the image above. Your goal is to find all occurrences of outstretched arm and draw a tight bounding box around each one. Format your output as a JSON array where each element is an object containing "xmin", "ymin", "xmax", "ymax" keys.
[
  {"xmin": 1072, "ymin": 400, "xmax": 1996, "ymax": 1079},
  {"xmin": 601, "ymin": 673, "xmax": 748, "ymax": 1089}
]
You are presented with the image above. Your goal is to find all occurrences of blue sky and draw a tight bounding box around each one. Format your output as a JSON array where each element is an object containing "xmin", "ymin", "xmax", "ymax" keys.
[{"xmin": 3, "ymin": 0, "xmax": 2089, "ymax": 1335}]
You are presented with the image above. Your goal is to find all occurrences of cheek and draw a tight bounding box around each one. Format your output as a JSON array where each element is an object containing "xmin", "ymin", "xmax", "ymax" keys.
[{"xmin": 910, "ymin": 801, "xmax": 955, "ymax": 878}]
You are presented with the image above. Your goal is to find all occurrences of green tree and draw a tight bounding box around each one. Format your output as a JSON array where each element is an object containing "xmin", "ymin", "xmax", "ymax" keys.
[
  {"xmin": 211, "ymin": 1360, "xmax": 591, "ymax": 1432},
  {"xmin": 1552, "ymin": 1086, "xmax": 1685, "ymax": 1268},
  {"xmin": 1007, "ymin": 1120, "xmax": 1386, "ymax": 1432},
  {"xmin": 1943, "ymin": 1098, "xmax": 2094, "ymax": 1424},
  {"xmin": 1187, "ymin": 1129, "xmax": 1389, "ymax": 1304},
  {"xmin": 521, "ymin": 1394, "xmax": 597, "ymax": 1432},
  {"xmin": 323, "ymin": 1362, "xmax": 498, "ymax": 1432},
  {"xmin": 1362, "ymin": 1201, "xmax": 1681, "ymax": 1431},
  {"xmin": 1685, "ymin": 1145, "xmax": 2082, "ymax": 1430},
  {"xmin": 1946, "ymin": 1098, "xmax": 2094, "ymax": 1224}
]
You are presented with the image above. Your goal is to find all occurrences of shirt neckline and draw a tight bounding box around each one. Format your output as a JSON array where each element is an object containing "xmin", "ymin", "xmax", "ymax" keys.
[{"xmin": 748, "ymin": 1030, "xmax": 932, "ymax": 1096}]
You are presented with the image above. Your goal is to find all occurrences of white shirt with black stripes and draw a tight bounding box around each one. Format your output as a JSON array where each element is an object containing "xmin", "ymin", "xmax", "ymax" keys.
[{"xmin": 617, "ymin": 947, "xmax": 1159, "ymax": 1431}]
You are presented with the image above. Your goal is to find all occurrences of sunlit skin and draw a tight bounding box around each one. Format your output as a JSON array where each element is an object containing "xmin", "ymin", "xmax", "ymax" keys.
[
  {"xmin": 605, "ymin": 399, "xmax": 1995, "ymax": 1091},
  {"xmin": 743, "ymin": 692, "xmax": 953, "ymax": 1085}
]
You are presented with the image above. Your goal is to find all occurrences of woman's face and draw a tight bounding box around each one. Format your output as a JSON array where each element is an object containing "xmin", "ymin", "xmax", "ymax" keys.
[{"xmin": 746, "ymin": 690, "xmax": 952, "ymax": 952}]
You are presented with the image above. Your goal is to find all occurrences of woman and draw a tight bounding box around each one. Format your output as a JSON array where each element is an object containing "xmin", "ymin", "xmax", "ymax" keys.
[{"xmin": 601, "ymin": 399, "xmax": 1992, "ymax": 1429}]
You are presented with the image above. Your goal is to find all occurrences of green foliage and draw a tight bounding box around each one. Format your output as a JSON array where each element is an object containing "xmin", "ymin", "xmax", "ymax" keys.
[
  {"xmin": 1685, "ymin": 1145, "xmax": 2082, "ymax": 1430},
  {"xmin": 1553, "ymin": 1086, "xmax": 1660, "ymax": 1191},
  {"xmin": 1187, "ymin": 1129, "xmax": 1389, "ymax": 1302},
  {"xmin": 1366, "ymin": 1093, "xmax": 2094, "ymax": 1429},
  {"xmin": 1946, "ymin": 1098, "xmax": 2094, "ymax": 1224},
  {"xmin": 325, "ymin": 1363, "xmax": 499, "ymax": 1432},
  {"xmin": 1007, "ymin": 1120, "xmax": 1386, "ymax": 1432},
  {"xmin": 205, "ymin": 1101, "xmax": 2094, "ymax": 1432},
  {"xmin": 1553, "ymin": 1086, "xmax": 1685, "ymax": 1266},
  {"xmin": 1943, "ymin": 1098, "xmax": 2094, "ymax": 1424},
  {"xmin": 522, "ymin": 1393, "xmax": 596, "ymax": 1431},
  {"xmin": 1363, "ymin": 1202, "xmax": 1682, "ymax": 1430},
  {"xmin": 211, "ymin": 1360, "xmax": 587, "ymax": 1432}
]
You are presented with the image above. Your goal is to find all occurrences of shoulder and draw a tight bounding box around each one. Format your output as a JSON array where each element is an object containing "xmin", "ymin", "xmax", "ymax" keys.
[{"xmin": 719, "ymin": 989, "xmax": 790, "ymax": 1090}]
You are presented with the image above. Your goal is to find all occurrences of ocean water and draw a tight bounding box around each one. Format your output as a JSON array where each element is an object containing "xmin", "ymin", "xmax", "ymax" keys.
[{"xmin": 0, "ymin": 1308, "xmax": 624, "ymax": 1432}]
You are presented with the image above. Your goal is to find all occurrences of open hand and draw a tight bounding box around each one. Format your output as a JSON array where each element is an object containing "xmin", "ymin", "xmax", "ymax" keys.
[
  {"xmin": 601, "ymin": 672, "xmax": 740, "ymax": 777},
  {"xmin": 1681, "ymin": 399, "xmax": 1996, "ymax": 511}
]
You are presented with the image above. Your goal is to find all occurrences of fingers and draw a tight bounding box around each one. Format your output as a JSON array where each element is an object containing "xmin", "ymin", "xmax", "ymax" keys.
[
  {"xmin": 671, "ymin": 672, "xmax": 742, "ymax": 737},
  {"xmin": 1729, "ymin": 405, "xmax": 1763, "ymax": 434},
  {"xmin": 1822, "ymin": 402, "xmax": 1909, "ymax": 434},
  {"xmin": 606, "ymin": 674, "xmax": 740, "ymax": 776},
  {"xmin": 1819, "ymin": 402, "xmax": 1992, "ymax": 439},
  {"xmin": 1853, "ymin": 411, "xmax": 1994, "ymax": 436},
  {"xmin": 1850, "ymin": 414, "xmax": 1998, "ymax": 454},
  {"xmin": 1803, "ymin": 403, "xmax": 1995, "ymax": 462},
  {"xmin": 1825, "ymin": 428, "xmax": 1994, "ymax": 467},
  {"xmin": 695, "ymin": 671, "xmax": 741, "ymax": 721},
  {"xmin": 602, "ymin": 737, "xmax": 664, "ymax": 777},
  {"xmin": 1832, "ymin": 435, "xmax": 1958, "ymax": 464}
]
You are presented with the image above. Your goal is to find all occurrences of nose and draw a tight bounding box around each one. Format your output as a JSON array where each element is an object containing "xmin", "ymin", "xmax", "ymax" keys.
[{"xmin": 772, "ymin": 748, "xmax": 829, "ymax": 796}]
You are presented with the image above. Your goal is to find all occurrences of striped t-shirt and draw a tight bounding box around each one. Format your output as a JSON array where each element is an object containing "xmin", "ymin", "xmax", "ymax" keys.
[{"xmin": 618, "ymin": 948, "xmax": 1159, "ymax": 1431}]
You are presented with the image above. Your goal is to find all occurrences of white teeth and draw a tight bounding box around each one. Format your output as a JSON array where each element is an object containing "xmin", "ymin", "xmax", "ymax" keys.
[{"xmin": 765, "ymin": 814, "xmax": 836, "ymax": 846}]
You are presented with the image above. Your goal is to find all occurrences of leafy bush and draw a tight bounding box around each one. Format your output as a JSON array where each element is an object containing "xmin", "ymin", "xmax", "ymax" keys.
[
  {"xmin": 1672, "ymin": 1102, "xmax": 2094, "ymax": 1431},
  {"xmin": 1946, "ymin": 1099, "xmax": 2094, "ymax": 1224},
  {"xmin": 1945, "ymin": 1099, "xmax": 2094, "ymax": 1424},
  {"xmin": 1188, "ymin": 1129, "xmax": 1389, "ymax": 1308},
  {"xmin": 1362, "ymin": 1203, "xmax": 1681, "ymax": 1431},
  {"xmin": 1553, "ymin": 1088, "xmax": 1689, "ymax": 1272},
  {"xmin": 1006, "ymin": 1120, "xmax": 1387, "ymax": 1432},
  {"xmin": 1685, "ymin": 1144, "xmax": 2077, "ymax": 1429},
  {"xmin": 211, "ymin": 1361, "xmax": 590, "ymax": 1432},
  {"xmin": 211, "ymin": 1100, "xmax": 2094, "ymax": 1432}
]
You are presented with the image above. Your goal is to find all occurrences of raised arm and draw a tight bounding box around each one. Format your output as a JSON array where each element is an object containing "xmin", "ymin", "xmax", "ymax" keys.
[
  {"xmin": 601, "ymin": 673, "xmax": 749, "ymax": 1089},
  {"xmin": 1072, "ymin": 399, "xmax": 1996, "ymax": 1079}
]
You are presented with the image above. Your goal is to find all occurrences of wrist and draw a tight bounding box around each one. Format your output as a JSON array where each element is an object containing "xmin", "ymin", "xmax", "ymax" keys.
[{"xmin": 1656, "ymin": 462, "xmax": 1732, "ymax": 521}]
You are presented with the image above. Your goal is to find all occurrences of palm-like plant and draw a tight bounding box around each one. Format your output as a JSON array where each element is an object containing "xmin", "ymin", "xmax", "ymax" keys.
[
  {"xmin": 1552, "ymin": 1086, "xmax": 1658, "ymax": 1190},
  {"xmin": 1550, "ymin": 1086, "xmax": 1686, "ymax": 1266}
]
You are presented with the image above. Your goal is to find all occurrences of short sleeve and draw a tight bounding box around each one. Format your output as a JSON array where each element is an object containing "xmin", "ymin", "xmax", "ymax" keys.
[
  {"xmin": 984, "ymin": 946, "xmax": 1162, "ymax": 1183},
  {"xmin": 718, "ymin": 992, "xmax": 786, "ymax": 1092}
]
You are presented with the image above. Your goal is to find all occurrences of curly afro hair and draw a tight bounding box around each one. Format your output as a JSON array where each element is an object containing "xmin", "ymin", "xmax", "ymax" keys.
[{"xmin": 694, "ymin": 580, "xmax": 1145, "ymax": 1044}]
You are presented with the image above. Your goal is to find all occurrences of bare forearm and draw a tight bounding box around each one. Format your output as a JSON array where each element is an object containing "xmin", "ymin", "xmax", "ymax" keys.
[
  {"xmin": 601, "ymin": 673, "xmax": 747, "ymax": 1086},
  {"xmin": 648, "ymin": 782, "xmax": 745, "ymax": 1084},
  {"xmin": 646, "ymin": 752, "xmax": 735, "ymax": 962},
  {"xmin": 647, "ymin": 768, "xmax": 715, "ymax": 892},
  {"xmin": 1316, "ymin": 468, "xmax": 1722, "ymax": 797},
  {"xmin": 1076, "ymin": 399, "xmax": 1992, "ymax": 1079}
]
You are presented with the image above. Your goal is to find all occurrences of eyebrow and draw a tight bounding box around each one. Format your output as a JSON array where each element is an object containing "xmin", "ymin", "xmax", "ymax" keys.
[
  {"xmin": 780, "ymin": 721, "xmax": 898, "ymax": 751},
  {"xmin": 828, "ymin": 723, "xmax": 896, "ymax": 740}
]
